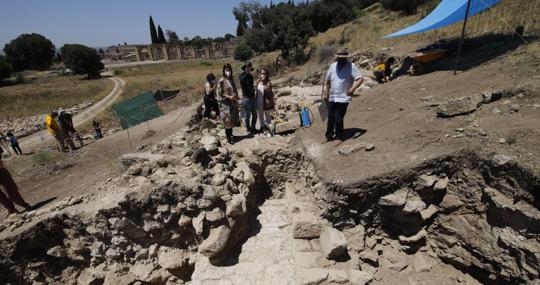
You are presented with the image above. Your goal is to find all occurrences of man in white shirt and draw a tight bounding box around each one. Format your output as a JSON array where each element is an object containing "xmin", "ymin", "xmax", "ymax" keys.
[{"xmin": 323, "ymin": 49, "xmax": 364, "ymax": 144}]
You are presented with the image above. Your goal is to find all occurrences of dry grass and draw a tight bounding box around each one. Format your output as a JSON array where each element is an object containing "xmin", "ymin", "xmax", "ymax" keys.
[
  {"xmin": 310, "ymin": 0, "xmax": 540, "ymax": 54},
  {"xmin": 80, "ymin": 59, "xmax": 243, "ymax": 130},
  {"xmin": 0, "ymin": 74, "xmax": 113, "ymax": 121}
]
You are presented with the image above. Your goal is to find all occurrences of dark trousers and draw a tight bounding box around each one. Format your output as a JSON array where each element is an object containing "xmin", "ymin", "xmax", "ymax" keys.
[
  {"xmin": 204, "ymin": 96, "xmax": 220, "ymax": 118},
  {"xmin": 326, "ymin": 101, "xmax": 349, "ymax": 140},
  {"xmin": 225, "ymin": 128, "xmax": 234, "ymax": 140},
  {"xmin": 0, "ymin": 167, "xmax": 29, "ymax": 213},
  {"xmin": 11, "ymin": 143, "xmax": 22, "ymax": 155},
  {"xmin": 242, "ymin": 98, "xmax": 258, "ymax": 131}
]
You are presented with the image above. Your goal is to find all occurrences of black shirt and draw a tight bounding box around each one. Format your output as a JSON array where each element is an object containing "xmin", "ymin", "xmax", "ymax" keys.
[{"xmin": 239, "ymin": 72, "xmax": 255, "ymax": 99}]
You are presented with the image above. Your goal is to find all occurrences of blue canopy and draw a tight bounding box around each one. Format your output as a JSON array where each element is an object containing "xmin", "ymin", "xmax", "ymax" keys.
[{"xmin": 384, "ymin": 0, "xmax": 501, "ymax": 38}]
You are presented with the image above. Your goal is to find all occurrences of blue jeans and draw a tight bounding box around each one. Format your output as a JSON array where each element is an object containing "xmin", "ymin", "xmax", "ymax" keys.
[
  {"xmin": 326, "ymin": 101, "xmax": 349, "ymax": 140},
  {"xmin": 242, "ymin": 98, "xmax": 258, "ymax": 131}
]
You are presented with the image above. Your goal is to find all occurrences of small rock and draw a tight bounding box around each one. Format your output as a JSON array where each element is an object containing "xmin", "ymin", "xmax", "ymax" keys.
[
  {"xmin": 456, "ymin": 128, "xmax": 465, "ymax": 133},
  {"xmin": 327, "ymin": 269, "xmax": 348, "ymax": 284},
  {"xmin": 191, "ymin": 147, "xmax": 212, "ymax": 167},
  {"xmin": 420, "ymin": 205, "xmax": 439, "ymax": 221},
  {"xmin": 292, "ymin": 214, "xmax": 322, "ymax": 239},
  {"xmin": 156, "ymin": 204, "xmax": 170, "ymax": 213},
  {"xmin": 158, "ymin": 247, "xmax": 189, "ymax": 270},
  {"xmin": 140, "ymin": 165, "xmax": 152, "ymax": 177},
  {"xmin": 498, "ymin": 138, "xmax": 507, "ymax": 144},
  {"xmin": 403, "ymin": 193, "xmax": 427, "ymax": 214},
  {"xmin": 192, "ymin": 212, "xmax": 206, "ymax": 235},
  {"xmin": 492, "ymin": 108, "xmax": 502, "ymax": 114},
  {"xmin": 434, "ymin": 177, "xmax": 449, "ymax": 191},
  {"xmin": 47, "ymin": 246, "xmax": 68, "ymax": 258},
  {"xmin": 348, "ymin": 270, "xmax": 373, "ymax": 285},
  {"xmin": 178, "ymin": 215, "xmax": 192, "ymax": 227},
  {"xmin": 297, "ymin": 268, "xmax": 329, "ymax": 285},
  {"xmin": 492, "ymin": 154, "xmax": 513, "ymax": 166},
  {"xmin": 383, "ymin": 252, "xmax": 409, "ymax": 272},
  {"xmin": 510, "ymin": 104, "xmax": 520, "ymax": 113},
  {"xmin": 130, "ymin": 262, "xmax": 156, "ymax": 281},
  {"xmin": 415, "ymin": 174, "xmax": 438, "ymax": 189},
  {"xmin": 359, "ymin": 250, "xmax": 379, "ymax": 266},
  {"xmin": 226, "ymin": 194, "xmax": 246, "ymax": 217},
  {"xmin": 399, "ymin": 229, "xmax": 427, "ymax": 245},
  {"xmin": 319, "ymin": 226, "xmax": 348, "ymax": 259},
  {"xmin": 199, "ymin": 225, "xmax": 232, "ymax": 258},
  {"xmin": 205, "ymin": 208, "xmax": 225, "ymax": 223},
  {"xmin": 379, "ymin": 188, "xmax": 408, "ymax": 207}
]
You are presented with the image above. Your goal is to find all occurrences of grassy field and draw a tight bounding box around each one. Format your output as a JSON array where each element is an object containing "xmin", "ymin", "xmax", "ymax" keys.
[
  {"xmin": 82, "ymin": 59, "xmax": 242, "ymax": 130},
  {"xmin": 0, "ymin": 73, "xmax": 113, "ymax": 121}
]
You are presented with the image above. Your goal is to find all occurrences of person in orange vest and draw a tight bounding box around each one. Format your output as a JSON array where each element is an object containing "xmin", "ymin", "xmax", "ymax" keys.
[{"xmin": 45, "ymin": 111, "xmax": 76, "ymax": 152}]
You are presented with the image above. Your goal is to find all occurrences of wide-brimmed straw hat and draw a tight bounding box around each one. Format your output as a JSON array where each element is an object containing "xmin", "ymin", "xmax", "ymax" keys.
[{"xmin": 336, "ymin": 48, "xmax": 349, "ymax": 59}]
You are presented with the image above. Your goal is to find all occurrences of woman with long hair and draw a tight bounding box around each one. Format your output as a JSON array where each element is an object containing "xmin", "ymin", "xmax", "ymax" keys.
[
  {"xmin": 255, "ymin": 69, "xmax": 275, "ymax": 136},
  {"xmin": 217, "ymin": 64, "xmax": 240, "ymax": 144}
]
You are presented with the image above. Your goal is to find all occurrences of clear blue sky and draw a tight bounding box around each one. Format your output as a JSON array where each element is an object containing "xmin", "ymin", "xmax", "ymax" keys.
[{"xmin": 0, "ymin": 0, "xmax": 283, "ymax": 49}]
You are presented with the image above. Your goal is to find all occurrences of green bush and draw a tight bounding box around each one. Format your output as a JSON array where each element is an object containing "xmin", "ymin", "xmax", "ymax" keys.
[
  {"xmin": 234, "ymin": 41, "xmax": 254, "ymax": 62},
  {"xmin": 378, "ymin": 0, "xmax": 426, "ymax": 14},
  {"xmin": 0, "ymin": 55, "xmax": 11, "ymax": 81}
]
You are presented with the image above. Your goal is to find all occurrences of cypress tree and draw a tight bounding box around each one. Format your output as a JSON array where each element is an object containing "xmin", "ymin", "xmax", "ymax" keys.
[
  {"xmin": 157, "ymin": 25, "xmax": 166, "ymax": 43},
  {"xmin": 149, "ymin": 16, "xmax": 158, "ymax": 44}
]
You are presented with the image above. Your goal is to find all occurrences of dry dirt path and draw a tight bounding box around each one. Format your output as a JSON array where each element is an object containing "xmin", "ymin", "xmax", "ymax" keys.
[{"xmin": 18, "ymin": 76, "xmax": 125, "ymax": 151}]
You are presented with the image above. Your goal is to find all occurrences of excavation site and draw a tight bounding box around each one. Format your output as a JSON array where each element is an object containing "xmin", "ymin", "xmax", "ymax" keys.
[{"xmin": 1, "ymin": 107, "xmax": 539, "ymax": 285}]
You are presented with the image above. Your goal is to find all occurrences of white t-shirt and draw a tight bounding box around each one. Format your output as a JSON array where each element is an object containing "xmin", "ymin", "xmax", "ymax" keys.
[{"xmin": 325, "ymin": 62, "xmax": 362, "ymax": 103}]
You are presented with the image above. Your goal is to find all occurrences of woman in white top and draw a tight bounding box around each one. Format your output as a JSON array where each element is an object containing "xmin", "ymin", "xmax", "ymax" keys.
[{"xmin": 255, "ymin": 69, "xmax": 275, "ymax": 136}]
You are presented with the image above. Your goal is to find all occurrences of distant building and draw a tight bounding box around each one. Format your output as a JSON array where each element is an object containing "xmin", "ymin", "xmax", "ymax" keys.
[{"xmin": 101, "ymin": 41, "xmax": 237, "ymax": 63}]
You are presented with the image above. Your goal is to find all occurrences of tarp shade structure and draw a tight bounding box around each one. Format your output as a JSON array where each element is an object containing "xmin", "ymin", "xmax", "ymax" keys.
[
  {"xmin": 384, "ymin": 0, "xmax": 501, "ymax": 38},
  {"xmin": 112, "ymin": 91, "xmax": 163, "ymax": 129}
]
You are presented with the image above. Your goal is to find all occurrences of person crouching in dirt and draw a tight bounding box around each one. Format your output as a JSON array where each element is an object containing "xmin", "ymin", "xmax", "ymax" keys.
[
  {"xmin": 203, "ymin": 73, "xmax": 220, "ymax": 120},
  {"xmin": 59, "ymin": 110, "xmax": 84, "ymax": 147},
  {"xmin": 6, "ymin": 132, "xmax": 22, "ymax": 155},
  {"xmin": 45, "ymin": 111, "xmax": 77, "ymax": 152},
  {"xmin": 0, "ymin": 156, "xmax": 32, "ymax": 215},
  {"xmin": 92, "ymin": 120, "xmax": 103, "ymax": 139},
  {"xmin": 323, "ymin": 49, "xmax": 364, "ymax": 144},
  {"xmin": 256, "ymin": 69, "xmax": 275, "ymax": 137},
  {"xmin": 373, "ymin": 57, "xmax": 396, "ymax": 84},
  {"xmin": 217, "ymin": 64, "xmax": 241, "ymax": 145}
]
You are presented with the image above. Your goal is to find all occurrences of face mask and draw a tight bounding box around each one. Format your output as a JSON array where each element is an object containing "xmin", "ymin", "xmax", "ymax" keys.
[{"xmin": 225, "ymin": 71, "xmax": 231, "ymax": 77}]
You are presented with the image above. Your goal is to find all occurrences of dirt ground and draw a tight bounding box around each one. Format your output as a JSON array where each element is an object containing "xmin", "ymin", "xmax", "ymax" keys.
[
  {"xmin": 298, "ymin": 42, "xmax": 540, "ymax": 186},
  {"xmin": 1, "ymin": 104, "xmax": 197, "ymax": 217}
]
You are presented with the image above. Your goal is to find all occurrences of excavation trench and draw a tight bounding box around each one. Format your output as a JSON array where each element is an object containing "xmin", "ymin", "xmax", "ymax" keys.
[
  {"xmin": 0, "ymin": 121, "xmax": 538, "ymax": 285},
  {"xmin": 313, "ymin": 149, "xmax": 540, "ymax": 285},
  {"xmin": 0, "ymin": 132, "xmax": 311, "ymax": 285}
]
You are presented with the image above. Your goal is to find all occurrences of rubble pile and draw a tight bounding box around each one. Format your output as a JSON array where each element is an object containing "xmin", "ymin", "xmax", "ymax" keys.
[
  {"xmin": 312, "ymin": 150, "xmax": 540, "ymax": 284},
  {"xmin": 0, "ymin": 121, "xmax": 309, "ymax": 285}
]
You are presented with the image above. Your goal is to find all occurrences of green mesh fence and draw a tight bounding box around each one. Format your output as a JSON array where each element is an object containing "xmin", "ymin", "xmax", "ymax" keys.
[{"xmin": 112, "ymin": 91, "xmax": 164, "ymax": 129}]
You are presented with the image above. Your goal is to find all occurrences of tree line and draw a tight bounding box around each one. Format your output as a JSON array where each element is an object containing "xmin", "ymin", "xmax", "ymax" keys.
[
  {"xmin": 149, "ymin": 15, "xmax": 236, "ymax": 49},
  {"xmin": 0, "ymin": 33, "xmax": 104, "ymax": 81},
  {"xmin": 232, "ymin": 0, "xmax": 429, "ymax": 62}
]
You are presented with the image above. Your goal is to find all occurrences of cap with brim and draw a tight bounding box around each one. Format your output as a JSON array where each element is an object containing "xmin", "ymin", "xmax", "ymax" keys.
[{"xmin": 336, "ymin": 49, "xmax": 349, "ymax": 59}]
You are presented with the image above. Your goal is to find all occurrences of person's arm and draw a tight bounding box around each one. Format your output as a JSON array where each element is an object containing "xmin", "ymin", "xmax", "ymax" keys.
[
  {"xmin": 323, "ymin": 66, "xmax": 332, "ymax": 101},
  {"xmin": 347, "ymin": 64, "xmax": 364, "ymax": 97}
]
